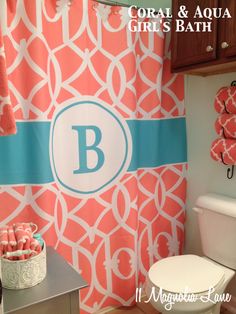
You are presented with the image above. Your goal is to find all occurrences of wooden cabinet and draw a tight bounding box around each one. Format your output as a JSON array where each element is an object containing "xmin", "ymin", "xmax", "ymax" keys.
[
  {"xmin": 171, "ymin": 0, "xmax": 236, "ymax": 76},
  {"xmin": 218, "ymin": 0, "xmax": 236, "ymax": 58},
  {"xmin": 172, "ymin": 0, "xmax": 218, "ymax": 68}
]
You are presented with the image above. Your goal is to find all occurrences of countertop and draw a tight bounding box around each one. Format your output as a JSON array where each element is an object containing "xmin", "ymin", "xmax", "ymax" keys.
[{"xmin": 3, "ymin": 247, "xmax": 87, "ymax": 313}]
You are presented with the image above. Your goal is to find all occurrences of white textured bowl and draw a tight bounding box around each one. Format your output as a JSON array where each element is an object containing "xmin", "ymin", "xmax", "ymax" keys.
[{"xmin": 1, "ymin": 244, "xmax": 46, "ymax": 290}]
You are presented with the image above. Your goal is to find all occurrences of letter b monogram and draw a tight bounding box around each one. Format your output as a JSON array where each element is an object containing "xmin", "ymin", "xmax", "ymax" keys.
[
  {"xmin": 72, "ymin": 126, "xmax": 105, "ymax": 174},
  {"xmin": 51, "ymin": 100, "xmax": 131, "ymax": 196}
]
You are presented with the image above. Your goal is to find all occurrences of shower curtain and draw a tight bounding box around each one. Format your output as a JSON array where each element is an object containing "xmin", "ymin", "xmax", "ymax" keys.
[
  {"xmin": 0, "ymin": 1, "xmax": 187, "ymax": 313},
  {"xmin": 0, "ymin": 26, "xmax": 16, "ymax": 135}
]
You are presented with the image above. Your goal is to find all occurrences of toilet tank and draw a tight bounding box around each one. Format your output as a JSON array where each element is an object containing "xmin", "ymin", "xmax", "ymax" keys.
[{"xmin": 194, "ymin": 193, "xmax": 236, "ymax": 270}]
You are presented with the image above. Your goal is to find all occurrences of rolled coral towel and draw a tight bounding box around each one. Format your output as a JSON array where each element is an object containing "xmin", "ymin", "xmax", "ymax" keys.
[
  {"xmin": 22, "ymin": 223, "xmax": 33, "ymax": 259},
  {"xmin": 215, "ymin": 114, "xmax": 236, "ymax": 139},
  {"xmin": 211, "ymin": 138, "xmax": 236, "ymax": 165},
  {"xmin": 0, "ymin": 226, "xmax": 8, "ymax": 256},
  {"xmin": 8, "ymin": 225, "xmax": 17, "ymax": 247},
  {"xmin": 14, "ymin": 223, "xmax": 27, "ymax": 260},
  {"xmin": 215, "ymin": 86, "xmax": 236, "ymax": 114},
  {"xmin": 0, "ymin": 27, "xmax": 16, "ymax": 136},
  {"xmin": 8, "ymin": 225, "xmax": 17, "ymax": 260},
  {"xmin": 30, "ymin": 238, "xmax": 42, "ymax": 257},
  {"xmin": 0, "ymin": 223, "xmax": 41, "ymax": 260}
]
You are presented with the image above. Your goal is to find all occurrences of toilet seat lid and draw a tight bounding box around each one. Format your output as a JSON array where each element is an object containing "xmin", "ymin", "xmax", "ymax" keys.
[{"xmin": 148, "ymin": 255, "xmax": 225, "ymax": 294}]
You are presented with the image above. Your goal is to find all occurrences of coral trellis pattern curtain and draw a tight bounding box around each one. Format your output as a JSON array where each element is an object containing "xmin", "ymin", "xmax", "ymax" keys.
[{"xmin": 0, "ymin": 1, "xmax": 187, "ymax": 313}]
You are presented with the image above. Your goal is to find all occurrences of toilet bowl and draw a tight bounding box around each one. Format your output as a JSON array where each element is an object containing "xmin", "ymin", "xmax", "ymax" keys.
[
  {"xmin": 146, "ymin": 255, "xmax": 235, "ymax": 314},
  {"xmin": 146, "ymin": 193, "xmax": 236, "ymax": 314}
]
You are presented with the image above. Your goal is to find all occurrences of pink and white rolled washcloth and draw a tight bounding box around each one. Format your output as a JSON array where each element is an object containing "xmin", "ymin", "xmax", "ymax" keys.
[
  {"xmin": 23, "ymin": 223, "xmax": 34, "ymax": 259},
  {"xmin": 0, "ymin": 27, "xmax": 16, "ymax": 136},
  {"xmin": 0, "ymin": 226, "xmax": 16, "ymax": 260},
  {"xmin": 215, "ymin": 114, "xmax": 236, "ymax": 139},
  {"xmin": 30, "ymin": 238, "xmax": 42, "ymax": 257},
  {"xmin": 0, "ymin": 223, "xmax": 41, "ymax": 260},
  {"xmin": 8, "ymin": 225, "xmax": 17, "ymax": 260},
  {"xmin": 211, "ymin": 138, "xmax": 236, "ymax": 165},
  {"xmin": 0, "ymin": 226, "xmax": 8, "ymax": 256},
  {"xmin": 14, "ymin": 223, "xmax": 39, "ymax": 259},
  {"xmin": 214, "ymin": 86, "xmax": 236, "ymax": 114},
  {"xmin": 14, "ymin": 223, "xmax": 31, "ymax": 260},
  {"xmin": 8, "ymin": 225, "xmax": 17, "ymax": 247},
  {"xmin": 22, "ymin": 223, "xmax": 34, "ymax": 237}
]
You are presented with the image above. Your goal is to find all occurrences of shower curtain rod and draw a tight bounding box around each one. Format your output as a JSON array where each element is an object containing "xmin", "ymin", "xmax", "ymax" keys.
[
  {"xmin": 94, "ymin": 0, "xmax": 130, "ymax": 8},
  {"xmin": 93, "ymin": 1, "xmax": 170, "ymax": 17}
]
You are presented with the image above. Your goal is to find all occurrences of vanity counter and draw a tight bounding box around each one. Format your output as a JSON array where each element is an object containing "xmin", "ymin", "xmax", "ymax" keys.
[{"xmin": 3, "ymin": 247, "xmax": 87, "ymax": 314}]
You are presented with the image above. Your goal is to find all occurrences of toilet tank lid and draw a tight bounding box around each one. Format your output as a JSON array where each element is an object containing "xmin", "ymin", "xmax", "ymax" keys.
[{"xmin": 196, "ymin": 193, "xmax": 236, "ymax": 218}]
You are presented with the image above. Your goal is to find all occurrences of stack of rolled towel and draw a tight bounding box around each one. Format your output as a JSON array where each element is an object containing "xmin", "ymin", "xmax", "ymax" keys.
[
  {"xmin": 211, "ymin": 85, "xmax": 236, "ymax": 165},
  {"xmin": 0, "ymin": 223, "xmax": 42, "ymax": 260}
]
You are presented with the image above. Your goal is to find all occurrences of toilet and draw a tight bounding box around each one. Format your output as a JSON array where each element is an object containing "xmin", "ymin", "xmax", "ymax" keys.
[{"xmin": 146, "ymin": 193, "xmax": 236, "ymax": 314}]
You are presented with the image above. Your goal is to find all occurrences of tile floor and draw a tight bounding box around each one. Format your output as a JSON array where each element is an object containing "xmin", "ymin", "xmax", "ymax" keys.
[{"xmin": 107, "ymin": 303, "xmax": 159, "ymax": 314}]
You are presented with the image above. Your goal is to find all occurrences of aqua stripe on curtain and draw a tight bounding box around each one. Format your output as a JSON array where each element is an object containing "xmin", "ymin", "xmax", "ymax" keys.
[{"xmin": 0, "ymin": 118, "xmax": 186, "ymax": 184}]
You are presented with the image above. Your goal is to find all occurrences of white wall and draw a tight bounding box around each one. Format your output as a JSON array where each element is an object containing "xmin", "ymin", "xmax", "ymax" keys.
[
  {"xmin": 184, "ymin": 72, "xmax": 236, "ymax": 303},
  {"xmin": 185, "ymin": 72, "xmax": 236, "ymax": 256}
]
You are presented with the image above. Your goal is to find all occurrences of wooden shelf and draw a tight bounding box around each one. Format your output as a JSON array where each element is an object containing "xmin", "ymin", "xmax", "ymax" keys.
[{"xmin": 172, "ymin": 59, "xmax": 236, "ymax": 77}]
